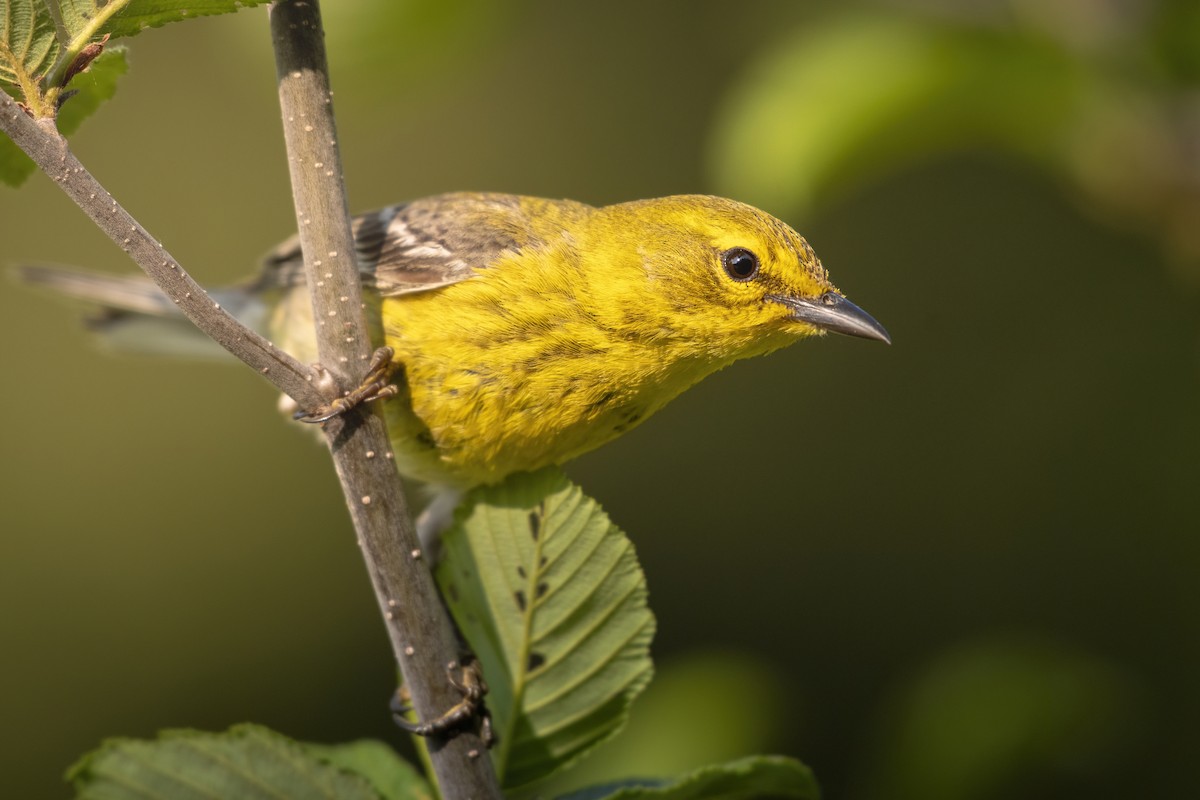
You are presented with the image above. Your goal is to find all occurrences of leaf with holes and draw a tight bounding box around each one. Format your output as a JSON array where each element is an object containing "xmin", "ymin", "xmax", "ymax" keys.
[{"xmin": 437, "ymin": 467, "xmax": 656, "ymax": 789}]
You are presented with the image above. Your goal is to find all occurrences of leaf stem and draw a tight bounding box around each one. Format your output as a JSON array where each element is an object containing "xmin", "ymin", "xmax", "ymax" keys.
[{"xmin": 43, "ymin": 0, "xmax": 132, "ymax": 98}]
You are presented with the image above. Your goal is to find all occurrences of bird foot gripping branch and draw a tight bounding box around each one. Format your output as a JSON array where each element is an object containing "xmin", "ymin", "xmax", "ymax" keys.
[
  {"xmin": 295, "ymin": 346, "xmax": 400, "ymax": 424},
  {"xmin": 392, "ymin": 657, "xmax": 495, "ymax": 747}
]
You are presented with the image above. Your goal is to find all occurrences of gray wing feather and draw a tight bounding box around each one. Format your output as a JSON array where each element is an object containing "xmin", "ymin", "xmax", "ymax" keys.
[
  {"xmin": 259, "ymin": 193, "xmax": 578, "ymax": 297},
  {"xmin": 15, "ymin": 263, "xmax": 262, "ymax": 359},
  {"xmin": 17, "ymin": 193, "xmax": 590, "ymax": 359},
  {"xmin": 16, "ymin": 264, "xmax": 178, "ymax": 315}
]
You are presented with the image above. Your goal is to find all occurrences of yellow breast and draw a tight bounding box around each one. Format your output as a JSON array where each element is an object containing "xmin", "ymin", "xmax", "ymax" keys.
[{"xmin": 377, "ymin": 246, "xmax": 716, "ymax": 488}]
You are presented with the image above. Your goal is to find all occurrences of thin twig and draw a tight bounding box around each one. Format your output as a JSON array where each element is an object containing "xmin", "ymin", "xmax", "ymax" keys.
[
  {"xmin": 266, "ymin": 2, "xmax": 502, "ymax": 798},
  {"xmin": 0, "ymin": 99, "xmax": 323, "ymax": 407}
]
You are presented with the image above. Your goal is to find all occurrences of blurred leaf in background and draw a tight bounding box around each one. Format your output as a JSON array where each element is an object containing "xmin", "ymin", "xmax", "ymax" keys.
[
  {"xmin": 852, "ymin": 636, "xmax": 1142, "ymax": 800},
  {"xmin": 710, "ymin": 0, "xmax": 1200, "ymax": 273},
  {"xmin": 538, "ymin": 651, "xmax": 792, "ymax": 797},
  {"xmin": 321, "ymin": 0, "xmax": 509, "ymax": 93}
]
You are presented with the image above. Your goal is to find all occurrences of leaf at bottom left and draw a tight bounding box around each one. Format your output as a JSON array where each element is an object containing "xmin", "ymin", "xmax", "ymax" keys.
[{"xmin": 68, "ymin": 723, "xmax": 432, "ymax": 800}]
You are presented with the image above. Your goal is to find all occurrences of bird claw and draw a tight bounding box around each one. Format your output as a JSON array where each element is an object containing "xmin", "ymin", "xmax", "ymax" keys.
[
  {"xmin": 295, "ymin": 346, "xmax": 398, "ymax": 424},
  {"xmin": 391, "ymin": 658, "xmax": 494, "ymax": 747}
]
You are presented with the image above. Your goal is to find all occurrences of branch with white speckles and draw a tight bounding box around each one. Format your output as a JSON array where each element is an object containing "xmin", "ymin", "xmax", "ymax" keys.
[
  {"xmin": 268, "ymin": 2, "xmax": 500, "ymax": 798},
  {"xmin": 0, "ymin": 99, "xmax": 325, "ymax": 408}
]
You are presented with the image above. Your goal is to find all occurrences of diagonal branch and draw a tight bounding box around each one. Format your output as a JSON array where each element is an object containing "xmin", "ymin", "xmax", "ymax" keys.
[{"xmin": 0, "ymin": 100, "xmax": 324, "ymax": 407}]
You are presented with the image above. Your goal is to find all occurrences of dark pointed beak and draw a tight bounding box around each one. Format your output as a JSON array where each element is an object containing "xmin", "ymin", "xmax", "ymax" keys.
[{"xmin": 771, "ymin": 291, "xmax": 891, "ymax": 344}]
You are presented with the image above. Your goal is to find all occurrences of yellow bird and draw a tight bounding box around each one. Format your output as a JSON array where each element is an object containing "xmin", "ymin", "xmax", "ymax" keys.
[{"xmin": 21, "ymin": 192, "xmax": 889, "ymax": 535}]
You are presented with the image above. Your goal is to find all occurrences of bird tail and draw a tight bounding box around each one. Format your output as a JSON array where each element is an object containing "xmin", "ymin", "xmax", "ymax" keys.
[{"xmin": 14, "ymin": 264, "xmax": 265, "ymax": 359}]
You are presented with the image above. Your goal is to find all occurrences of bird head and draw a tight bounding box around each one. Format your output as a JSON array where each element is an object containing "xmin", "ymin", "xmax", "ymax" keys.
[{"xmin": 596, "ymin": 195, "xmax": 890, "ymax": 360}]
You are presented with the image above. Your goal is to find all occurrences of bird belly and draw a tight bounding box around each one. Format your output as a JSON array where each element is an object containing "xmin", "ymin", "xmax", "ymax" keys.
[{"xmin": 382, "ymin": 353, "xmax": 665, "ymax": 489}]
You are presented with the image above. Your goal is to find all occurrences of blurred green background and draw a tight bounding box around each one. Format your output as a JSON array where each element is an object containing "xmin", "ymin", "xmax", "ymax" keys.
[{"xmin": 2, "ymin": 1, "xmax": 1198, "ymax": 798}]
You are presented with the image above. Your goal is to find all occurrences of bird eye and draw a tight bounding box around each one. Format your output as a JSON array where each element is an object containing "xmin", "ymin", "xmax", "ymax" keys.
[{"xmin": 721, "ymin": 247, "xmax": 759, "ymax": 282}]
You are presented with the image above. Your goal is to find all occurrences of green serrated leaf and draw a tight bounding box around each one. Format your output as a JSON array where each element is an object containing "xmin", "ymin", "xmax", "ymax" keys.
[
  {"xmin": 68, "ymin": 724, "xmax": 386, "ymax": 800},
  {"xmin": 304, "ymin": 739, "xmax": 435, "ymax": 800},
  {"xmin": 0, "ymin": 0, "xmax": 60, "ymax": 89},
  {"xmin": 61, "ymin": 0, "xmax": 273, "ymax": 42},
  {"xmin": 53, "ymin": 1, "xmax": 95, "ymax": 40},
  {"xmin": 541, "ymin": 653, "xmax": 789, "ymax": 797},
  {"xmin": 556, "ymin": 755, "xmax": 820, "ymax": 800},
  {"xmin": 0, "ymin": 46, "xmax": 127, "ymax": 188},
  {"xmin": 437, "ymin": 467, "xmax": 656, "ymax": 789}
]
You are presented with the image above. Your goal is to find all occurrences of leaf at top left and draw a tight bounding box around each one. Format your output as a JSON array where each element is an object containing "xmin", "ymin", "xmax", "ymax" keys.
[
  {"xmin": 0, "ymin": 0, "xmax": 60, "ymax": 92},
  {"xmin": 0, "ymin": 45, "xmax": 127, "ymax": 187},
  {"xmin": 56, "ymin": 0, "xmax": 273, "ymax": 42}
]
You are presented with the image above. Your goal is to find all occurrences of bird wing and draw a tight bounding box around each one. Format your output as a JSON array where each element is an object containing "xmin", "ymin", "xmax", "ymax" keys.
[{"xmin": 258, "ymin": 192, "xmax": 591, "ymax": 297}]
